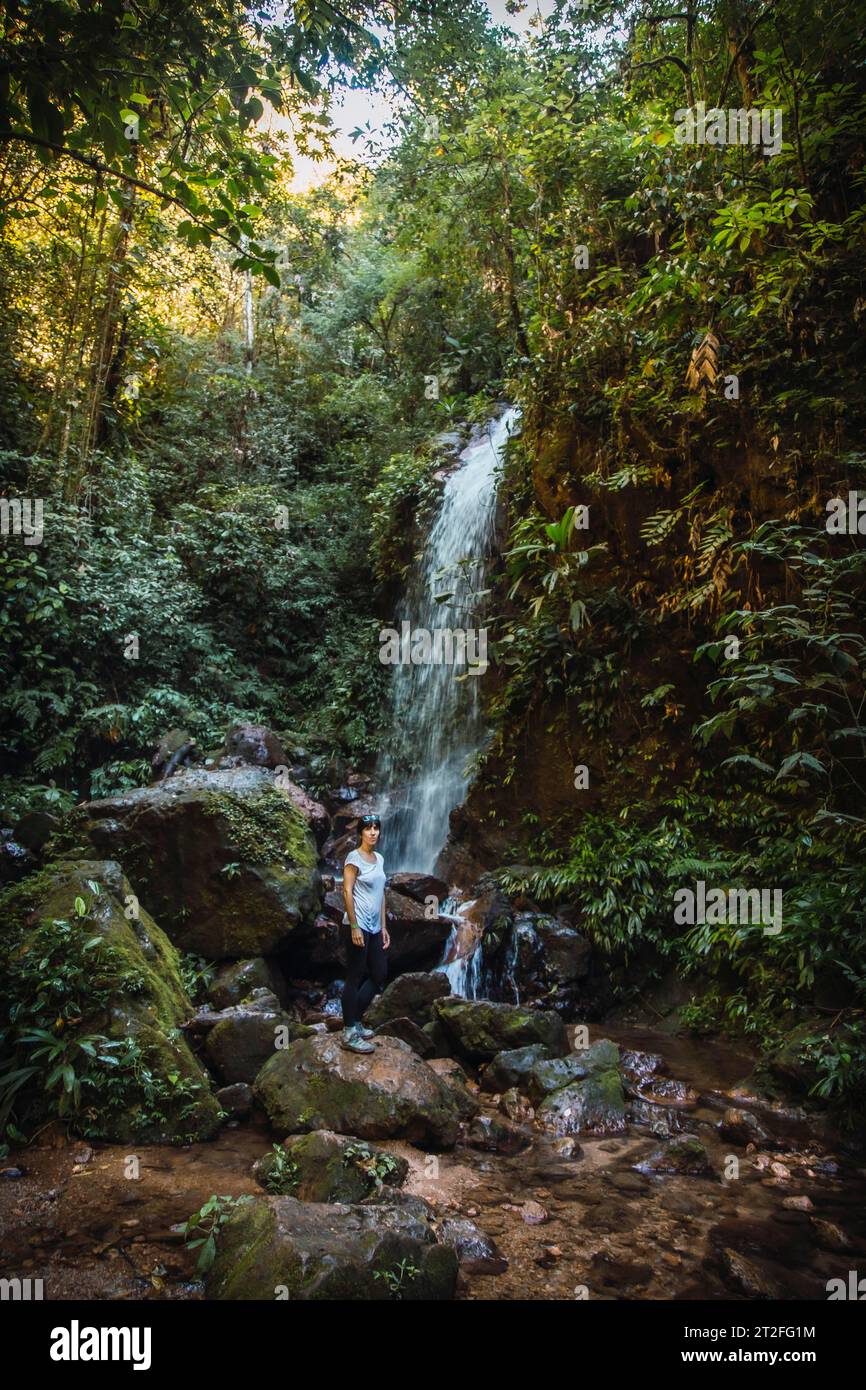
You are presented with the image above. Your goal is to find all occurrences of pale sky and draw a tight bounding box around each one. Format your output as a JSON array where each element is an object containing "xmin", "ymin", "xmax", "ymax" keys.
[{"xmin": 285, "ymin": 0, "xmax": 559, "ymax": 190}]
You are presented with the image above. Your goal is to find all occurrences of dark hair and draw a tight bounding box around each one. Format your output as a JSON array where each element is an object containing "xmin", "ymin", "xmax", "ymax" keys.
[{"xmin": 356, "ymin": 814, "xmax": 381, "ymax": 843}]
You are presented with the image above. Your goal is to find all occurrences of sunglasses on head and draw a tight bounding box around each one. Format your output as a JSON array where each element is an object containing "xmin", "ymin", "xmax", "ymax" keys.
[{"xmin": 359, "ymin": 815, "xmax": 381, "ymax": 827}]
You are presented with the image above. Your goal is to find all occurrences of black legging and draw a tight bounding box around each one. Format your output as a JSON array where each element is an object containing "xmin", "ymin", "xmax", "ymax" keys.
[{"xmin": 341, "ymin": 927, "xmax": 387, "ymax": 1027}]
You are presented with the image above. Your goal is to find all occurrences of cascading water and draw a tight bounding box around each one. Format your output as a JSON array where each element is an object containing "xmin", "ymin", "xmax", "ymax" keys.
[{"xmin": 378, "ymin": 406, "xmax": 520, "ymax": 873}]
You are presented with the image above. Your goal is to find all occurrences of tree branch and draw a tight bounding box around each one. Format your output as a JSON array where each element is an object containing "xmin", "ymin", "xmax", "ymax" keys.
[{"xmin": 0, "ymin": 130, "xmax": 274, "ymax": 271}]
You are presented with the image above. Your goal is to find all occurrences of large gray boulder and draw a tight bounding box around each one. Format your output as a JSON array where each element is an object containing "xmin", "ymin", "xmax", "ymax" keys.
[
  {"xmin": 82, "ymin": 767, "xmax": 321, "ymax": 958},
  {"xmin": 535, "ymin": 1068, "xmax": 627, "ymax": 1137},
  {"xmin": 526, "ymin": 1038, "xmax": 621, "ymax": 1105},
  {"xmin": 254, "ymin": 1034, "xmax": 465, "ymax": 1147},
  {"xmin": 205, "ymin": 1194, "xmax": 458, "ymax": 1300},
  {"xmin": 432, "ymin": 997, "xmax": 569, "ymax": 1063},
  {"xmin": 204, "ymin": 993, "xmax": 304, "ymax": 1086}
]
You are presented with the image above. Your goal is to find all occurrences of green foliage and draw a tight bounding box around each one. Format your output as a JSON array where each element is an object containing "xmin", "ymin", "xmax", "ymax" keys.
[
  {"xmin": 695, "ymin": 520, "xmax": 866, "ymax": 808},
  {"xmin": 342, "ymin": 1140, "xmax": 402, "ymax": 1186},
  {"xmin": 501, "ymin": 788, "xmax": 866, "ymax": 1114},
  {"xmin": 373, "ymin": 1257, "xmax": 419, "ymax": 1299},
  {"xmin": 180, "ymin": 1193, "xmax": 253, "ymax": 1275},
  {"xmin": 262, "ymin": 1144, "xmax": 301, "ymax": 1196}
]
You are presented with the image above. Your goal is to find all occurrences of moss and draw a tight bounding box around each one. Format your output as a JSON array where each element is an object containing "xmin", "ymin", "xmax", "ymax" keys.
[
  {"xmin": 0, "ymin": 860, "xmax": 221, "ymax": 1143},
  {"xmin": 202, "ymin": 786, "xmax": 315, "ymax": 871}
]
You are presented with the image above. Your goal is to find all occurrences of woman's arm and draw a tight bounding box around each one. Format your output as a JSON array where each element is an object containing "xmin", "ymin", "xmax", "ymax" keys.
[
  {"xmin": 343, "ymin": 862, "xmax": 363, "ymax": 945},
  {"xmin": 380, "ymin": 874, "xmax": 389, "ymax": 949}
]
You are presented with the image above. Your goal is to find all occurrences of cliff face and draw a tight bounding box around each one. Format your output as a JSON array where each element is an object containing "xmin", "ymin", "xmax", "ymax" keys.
[{"xmin": 436, "ymin": 391, "xmax": 856, "ymax": 887}]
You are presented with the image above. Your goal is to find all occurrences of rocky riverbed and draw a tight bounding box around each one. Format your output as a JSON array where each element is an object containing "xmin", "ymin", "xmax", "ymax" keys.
[{"xmin": 2, "ymin": 1021, "xmax": 863, "ymax": 1302}]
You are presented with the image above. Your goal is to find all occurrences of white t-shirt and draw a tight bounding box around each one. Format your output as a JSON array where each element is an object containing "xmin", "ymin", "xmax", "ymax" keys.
[{"xmin": 342, "ymin": 849, "xmax": 386, "ymax": 934}]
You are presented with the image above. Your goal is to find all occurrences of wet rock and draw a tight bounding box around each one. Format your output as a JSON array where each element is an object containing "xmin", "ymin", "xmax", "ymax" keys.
[
  {"xmin": 810, "ymin": 1217, "xmax": 852, "ymax": 1251},
  {"xmin": 208, "ymin": 958, "xmax": 286, "ymax": 1010},
  {"xmin": 620, "ymin": 1049, "xmax": 666, "ymax": 1085},
  {"xmin": 466, "ymin": 1114, "xmax": 529, "ymax": 1155},
  {"xmin": 518, "ymin": 1200, "xmax": 549, "ymax": 1225},
  {"xmin": 605, "ymin": 1170, "xmax": 650, "ymax": 1195},
  {"xmin": 205, "ymin": 1001, "xmax": 302, "ymax": 1086},
  {"xmin": 254, "ymin": 1130, "xmax": 408, "ymax": 1203},
  {"xmin": 83, "ymin": 767, "xmax": 321, "ymax": 958},
  {"xmin": 435, "ymin": 1217, "xmax": 507, "ymax": 1274},
  {"xmin": 627, "ymin": 1098, "xmax": 685, "ymax": 1138},
  {"xmin": 717, "ymin": 1107, "xmax": 771, "ymax": 1146},
  {"xmin": 532, "ymin": 915, "xmax": 591, "ymax": 985},
  {"xmin": 254, "ymin": 1034, "xmax": 464, "ymax": 1147},
  {"xmin": 526, "ymin": 1038, "xmax": 620, "ymax": 1104},
  {"xmin": 365, "ymin": 971, "xmax": 451, "ymax": 1030},
  {"xmin": 782, "ymin": 1194, "xmax": 814, "ymax": 1211},
  {"xmin": 425, "ymin": 1058, "xmax": 478, "ymax": 1121},
  {"xmin": 480, "ymin": 1043, "xmax": 550, "ymax": 1093},
  {"xmin": 499, "ymin": 1088, "xmax": 535, "ymax": 1123},
  {"xmin": 551, "ymin": 1137, "xmax": 582, "ymax": 1159},
  {"xmin": 427, "ymin": 1056, "xmax": 471, "ymax": 1087},
  {"xmin": 590, "ymin": 1253, "xmax": 653, "ymax": 1290},
  {"xmin": 581, "ymin": 1203, "xmax": 639, "ymax": 1233},
  {"xmin": 384, "ymin": 892, "xmax": 457, "ymax": 971},
  {"xmin": 0, "ymin": 860, "xmax": 221, "ymax": 1142},
  {"xmin": 635, "ymin": 1137, "xmax": 713, "ymax": 1177},
  {"xmin": 535, "ymin": 1069, "xmax": 626, "ymax": 1137},
  {"xmin": 0, "ymin": 833, "xmax": 35, "ymax": 884},
  {"xmin": 216, "ymin": 1083, "xmax": 254, "ymax": 1119},
  {"xmin": 717, "ymin": 1247, "xmax": 783, "ymax": 1299},
  {"xmin": 373, "ymin": 1016, "xmax": 434, "ymax": 1058},
  {"xmin": 421, "ymin": 1016, "xmax": 452, "ymax": 1058},
  {"xmin": 224, "ymin": 723, "xmax": 288, "ymax": 769},
  {"xmin": 387, "ymin": 872, "xmax": 449, "ymax": 906},
  {"xmin": 13, "ymin": 811, "xmax": 61, "ymax": 854},
  {"xmin": 206, "ymin": 1194, "xmax": 458, "ymax": 1300},
  {"xmin": 433, "ymin": 998, "xmax": 568, "ymax": 1063}
]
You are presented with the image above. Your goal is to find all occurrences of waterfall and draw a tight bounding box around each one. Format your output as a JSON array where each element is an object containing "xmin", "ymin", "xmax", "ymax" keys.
[{"xmin": 378, "ymin": 405, "xmax": 520, "ymax": 873}]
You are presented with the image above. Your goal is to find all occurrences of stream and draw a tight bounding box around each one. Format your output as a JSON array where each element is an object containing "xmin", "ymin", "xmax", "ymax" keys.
[{"xmin": 2, "ymin": 1022, "xmax": 863, "ymax": 1301}]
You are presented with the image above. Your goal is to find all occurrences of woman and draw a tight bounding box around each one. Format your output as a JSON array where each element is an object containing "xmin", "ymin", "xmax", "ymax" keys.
[{"xmin": 340, "ymin": 813, "xmax": 389, "ymax": 1053}]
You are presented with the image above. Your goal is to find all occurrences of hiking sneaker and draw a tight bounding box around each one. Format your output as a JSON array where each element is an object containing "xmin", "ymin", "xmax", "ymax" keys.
[
  {"xmin": 355, "ymin": 1023, "xmax": 375, "ymax": 1039},
  {"xmin": 340, "ymin": 1024, "xmax": 375, "ymax": 1054}
]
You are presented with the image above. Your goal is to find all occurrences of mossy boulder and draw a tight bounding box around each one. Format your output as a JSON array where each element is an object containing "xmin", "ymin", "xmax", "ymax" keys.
[
  {"xmin": 535, "ymin": 1068, "xmax": 627, "ymax": 1137},
  {"xmin": 432, "ymin": 997, "xmax": 569, "ymax": 1063},
  {"xmin": 526, "ymin": 1038, "xmax": 621, "ymax": 1104},
  {"xmin": 83, "ymin": 767, "xmax": 321, "ymax": 958},
  {"xmin": 0, "ymin": 860, "xmax": 221, "ymax": 1143},
  {"xmin": 254, "ymin": 1130, "xmax": 408, "ymax": 1203},
  {"xmin": 254, "ymin": 1034, "xmax": 464, "ymax": 1147},
  {"xmin": 205, "ymin": 1194, "xmax": 458, "ymax": 1300}
]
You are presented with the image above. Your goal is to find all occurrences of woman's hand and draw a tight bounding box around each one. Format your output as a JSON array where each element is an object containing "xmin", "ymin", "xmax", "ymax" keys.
[
  {"xmin": 382, "ymin": 925, "xmax": 390, "ymax": 950},
  {"xmin": 351, "ymin": 926, "xmax": 364, "ymax": 947}
]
